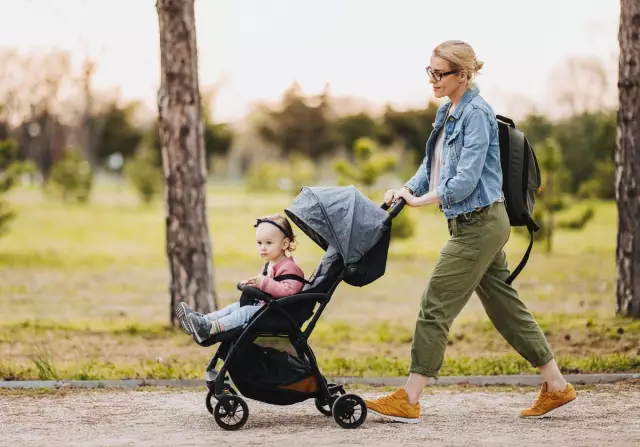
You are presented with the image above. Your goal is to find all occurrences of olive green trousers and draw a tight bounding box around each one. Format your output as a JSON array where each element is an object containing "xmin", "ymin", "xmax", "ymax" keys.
[{"xmin": 410, "ymin": 201, "xmax": 554, "ymax": 377}]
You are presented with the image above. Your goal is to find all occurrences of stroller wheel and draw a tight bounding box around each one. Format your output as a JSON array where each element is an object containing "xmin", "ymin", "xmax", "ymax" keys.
[
  {"xmin": 205, "ymin": 386, "xmax": 237, "ymax": 415},
  {"xmin": 214, "ymin": 395, "xmax": 249, "ymax": 431},
  {"xmin": 206, "ymin": 390, "xmax": 215, "ymax": 415},
  {"xmin": 332, "ymin": 394, "xmax": 367, "ymax": 429},
  {"xmin": 315, "ymin": 388, "xmax": 346, "ymax": 416},
  {"xmin": 314, "ymin": 398, "xmax": 333, "ymax": 416}
]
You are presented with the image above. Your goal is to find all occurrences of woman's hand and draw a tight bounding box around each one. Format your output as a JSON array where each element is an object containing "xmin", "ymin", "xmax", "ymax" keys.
[
  {"xmin": 384, "ymin": 187, "xmax": 415, "ymax": 205},
  {"xmin": 383, "ymin": 189, "xmax": 397, "ymax": 206},
  {"xmin": 394, "ymin": 188, "xmax": 420, "ymax": 207}
]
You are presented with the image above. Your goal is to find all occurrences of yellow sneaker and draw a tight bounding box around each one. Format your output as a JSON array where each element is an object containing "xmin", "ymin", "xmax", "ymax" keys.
[
  {"xmin": 364, "ymin": 388, "xmax": 420, "ymax": 423},
  {"xmin": 520, "ymin": 382, "xmax": 577, "ymax": 418}
]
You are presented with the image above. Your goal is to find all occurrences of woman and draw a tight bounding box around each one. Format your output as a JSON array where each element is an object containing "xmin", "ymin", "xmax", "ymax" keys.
[{"xmin": 365, "ymin": 40, "xmax": 576, "ymax": 423}]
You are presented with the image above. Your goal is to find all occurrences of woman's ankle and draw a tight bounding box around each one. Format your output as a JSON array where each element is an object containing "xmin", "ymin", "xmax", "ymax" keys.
[
  {"xmin": 404, "ymin": 373, "xmax": 429, "ymax": 404},
  {"xmin": 405, "ymin": 389, "xmax": 422, "ymax": 405},
  {"xmin": 546, "ymin": 379, "xmax": 568, "ymax": 392},
  {"xmin": 538, "ymin": 358, "xmax": 568, "ymax": 392}
]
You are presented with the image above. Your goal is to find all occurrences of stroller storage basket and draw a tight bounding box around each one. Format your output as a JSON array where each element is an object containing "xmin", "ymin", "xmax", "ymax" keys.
[{"xmin": 228, "ymin": 342, "xmax": 321, "ymax": 406}]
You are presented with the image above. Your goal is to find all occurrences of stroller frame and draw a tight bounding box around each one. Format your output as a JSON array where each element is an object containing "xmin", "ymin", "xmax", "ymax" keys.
[
  {"xmin": 203, "ymin": 265, "xmax": 365, "ymax": 429},
  {"xmin": 206, "ymin": 271, "xmax": 340, "ymax": 395},
  {"xmin": 199, "ymin": 192, "xmax": 405, "ymax": 430}
]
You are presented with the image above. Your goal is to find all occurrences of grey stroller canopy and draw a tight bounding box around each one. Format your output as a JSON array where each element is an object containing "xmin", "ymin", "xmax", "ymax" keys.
[{"xmin": 285, "ymin": 185, "xmax": 393, "ymax": 287}]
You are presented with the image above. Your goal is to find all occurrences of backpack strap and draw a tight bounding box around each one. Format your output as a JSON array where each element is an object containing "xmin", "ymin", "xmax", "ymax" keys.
[
  {"xmin": 262, "ymin": 262, "xmax": 269, "ymax": 276},
  {"xmin": 505, "ymin": 219, "xmax": 539, "ymax": 285},
  {"xmin": 496, "ymin": 115, "xmax": 516, "ymax": 127}
]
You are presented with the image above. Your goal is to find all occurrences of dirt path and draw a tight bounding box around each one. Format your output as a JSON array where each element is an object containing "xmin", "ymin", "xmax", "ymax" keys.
[{"xmin": 1, "ymin": 385, "xmax": 639, "ymax": 447}]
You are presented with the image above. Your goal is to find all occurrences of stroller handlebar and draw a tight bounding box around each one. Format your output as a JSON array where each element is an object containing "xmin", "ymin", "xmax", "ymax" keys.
[{"xmin": 381, "ymin": 198, "xmax": 406, "ymax": 218}]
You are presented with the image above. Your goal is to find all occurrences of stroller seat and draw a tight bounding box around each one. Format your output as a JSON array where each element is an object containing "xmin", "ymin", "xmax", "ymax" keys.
[{"xmin": 196, "ymin": 247, "xmax": 343, "ymax": 348}]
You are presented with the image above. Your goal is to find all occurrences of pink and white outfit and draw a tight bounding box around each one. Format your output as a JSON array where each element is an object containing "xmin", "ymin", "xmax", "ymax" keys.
[
  {"xmin": 203, "ymin": 257, "xmax": 305, "ymax": 331},
  {"xmin": 259, "ymin": 257, "xmax": 306, "ymax": 297}
]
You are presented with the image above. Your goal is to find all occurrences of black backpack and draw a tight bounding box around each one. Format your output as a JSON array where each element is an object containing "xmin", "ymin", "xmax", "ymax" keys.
[{"xmin": 496, "ymin": 115, "xmax": 541, "ymax": 285}]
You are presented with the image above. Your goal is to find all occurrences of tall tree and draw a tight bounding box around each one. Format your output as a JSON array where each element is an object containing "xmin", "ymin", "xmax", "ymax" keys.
[
  {"xmin": 258, "ymin": 83, "xmax": 339, "ymax": 158},
  {"xmin": 156, "ymin": 0, "xmax": 218, "ymax": 325},
  {"xmin": 616, "ymin": 0, "xmax": 640, "ymax": 318},
  {"xmin": 94, "ymin": 102, "xmax": 144, "ymax": 167},
  {"xmin": 383, "ymin": 102, "xmax": 439, "ymax": 166}
]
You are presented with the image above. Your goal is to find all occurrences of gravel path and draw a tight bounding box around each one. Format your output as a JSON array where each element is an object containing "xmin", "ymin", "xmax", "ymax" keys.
[{"xmin": 1, "ymin": 385, "xmax": 639, "ymax": 447}]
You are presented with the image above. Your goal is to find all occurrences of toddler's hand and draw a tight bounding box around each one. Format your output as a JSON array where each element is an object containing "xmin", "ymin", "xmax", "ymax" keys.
[{"xmin": 245, "ymin": 276, "xmax": 264, "ymax": 288}]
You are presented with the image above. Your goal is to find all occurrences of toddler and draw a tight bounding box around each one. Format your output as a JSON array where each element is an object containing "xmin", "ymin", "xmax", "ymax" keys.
[{"xmin": 177, "ymin": 214, "xmax": 305, "ymax": 343}]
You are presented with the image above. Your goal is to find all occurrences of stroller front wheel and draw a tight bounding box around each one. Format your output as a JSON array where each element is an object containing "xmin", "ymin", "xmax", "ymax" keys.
[
  {"xmin": 315, "ymin": 387, "xmax": 346, "ymax": 416},
  {"xmin": 332, "ymin": 394, "xmax": 367, "ymax": 429},
  {"xmin": 205, "ymin": 386, "xmax": 237, "ymax": 415},
  {"xmin": 314, "ymin": 397, "xmax": 333, "ymax": 416},
  {"xmin": 214, "ymin": 395, "xmax": 249, "ymax": 431}
]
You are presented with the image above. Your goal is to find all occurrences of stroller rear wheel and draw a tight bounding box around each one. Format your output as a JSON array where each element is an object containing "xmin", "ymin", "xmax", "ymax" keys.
[
  {"xmin": 205, "ymin": 386, "xmax": 237, "ymax": 415},
  {"xmin": 213, "ymin": 395, "xmax": 249, "ymax": 431},
  {"xmin": 332, "ymin": 394, "xmax": 367, "ymax": 429}
]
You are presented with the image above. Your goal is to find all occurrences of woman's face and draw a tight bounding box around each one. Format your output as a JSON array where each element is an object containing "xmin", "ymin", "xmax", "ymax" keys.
[{"xmin": 428, "ymin": 56, "xmax": 465, "ymax": 99}]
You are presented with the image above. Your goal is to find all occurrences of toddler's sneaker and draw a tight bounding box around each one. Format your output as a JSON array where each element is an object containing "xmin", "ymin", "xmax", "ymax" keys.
[
  {"xmin": 365, "ymin": 388, "xmax": 420, "ymax": 423},
  {"xmin": 187, "ymin": 313, "xmax": 212, "ymax": 343},
  {"xmin": 175, "ymin": 302, "xmax": 194, "ymax": 334},
  {"xmin": 175, "ymin": 302, "xmax": 205, "ymax": 334},
  {"xmin": 520, "ymin": 382, "xmax": 576, "ymax": 418}
]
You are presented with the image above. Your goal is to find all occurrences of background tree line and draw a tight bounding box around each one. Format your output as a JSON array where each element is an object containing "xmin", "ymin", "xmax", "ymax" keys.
[{"xmin": 0, "ymin": 48, "xmax": 617, "ymax": 243}]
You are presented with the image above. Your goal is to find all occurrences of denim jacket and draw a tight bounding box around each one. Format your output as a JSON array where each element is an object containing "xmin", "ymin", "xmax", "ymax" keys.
[{"xmin": 405, "ymin": 86, "xmax": 504, "ymax": 219}]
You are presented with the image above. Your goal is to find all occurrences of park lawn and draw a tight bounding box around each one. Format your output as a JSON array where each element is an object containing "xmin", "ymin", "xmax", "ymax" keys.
[{"xmin": 0, "ymin": 184, "xmax": 638, "ymax": 380}]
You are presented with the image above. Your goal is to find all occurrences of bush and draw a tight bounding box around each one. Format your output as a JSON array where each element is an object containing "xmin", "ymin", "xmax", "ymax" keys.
[
  {"xmin": 334, "ymin": 138, "xmax": 415, "ymax": 240},
  {"xmin": 0, "ymin": 201, "xmax": 14, "ymax": 238},
  {"xmin": 334, "ymin": 137, "xmax": 396, "ymax": 189},
  {"xmin": 577, "ymin": 160, "xmax": 616, "ymax": 200},
  {"xmin": 518, "ymin": 138, "xmax": 595, "ymax": 252},
  {"xmin": 46, "ymin": 149, "xmax": 93, "ymax": 203},
  {"xmin": 244, "ymin": 162, "xmax": 285, "ymax": 192},
  {"xmin": 244, "ymin": 155, "xmax": 318, "ymax": 195},
  {"xmin": 558, "ymin": 206, "xmax": 595, "ymax": 230},
  {"xmin": 125, "ymin": 149, "xmax": 163, "ymax": 205},
  {"xmin": 390, "ymin": 211, "xmax": 415, "ymax": 239},
  {"xmin": 0, "ymin": 139, "xmax": 34, "ymax": 237},
  {"xmin": 288, "ymin": 154, "xmax": 317, "ymax": 195}
]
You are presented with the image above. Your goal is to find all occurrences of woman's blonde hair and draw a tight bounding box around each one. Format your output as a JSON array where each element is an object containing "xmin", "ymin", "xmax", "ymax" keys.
[{"xmin": 433, "ymin": 40, "xmax": 484, "ymax": 83}]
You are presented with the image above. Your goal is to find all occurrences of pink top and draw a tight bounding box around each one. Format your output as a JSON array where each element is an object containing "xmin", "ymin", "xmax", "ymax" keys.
[{"xmin": 259, "ymin": 257, "xmax": 305, "ymax": 298}]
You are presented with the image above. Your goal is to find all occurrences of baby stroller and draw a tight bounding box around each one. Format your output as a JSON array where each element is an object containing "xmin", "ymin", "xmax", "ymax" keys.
[{"xmin": 197, "ymin": 185, "xmax": 405, "ymax": 430}]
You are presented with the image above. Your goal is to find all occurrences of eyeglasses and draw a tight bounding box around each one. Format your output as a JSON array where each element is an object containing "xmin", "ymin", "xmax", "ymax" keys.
[{"xmin": 426, "ymin": 66, "xmax": 459, "ymax": 82}]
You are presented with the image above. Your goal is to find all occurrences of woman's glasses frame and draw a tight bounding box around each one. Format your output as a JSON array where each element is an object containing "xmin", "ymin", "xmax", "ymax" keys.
[{"xmin": 426, "ymin": 66, "xmax": 459, "ymax": 83}]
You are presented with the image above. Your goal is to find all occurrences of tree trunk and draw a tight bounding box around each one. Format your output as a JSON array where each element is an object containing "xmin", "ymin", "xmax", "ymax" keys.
[
  {"xmin": 156, "ymin": 0, "xmax": 218, "ymax": 325},
  {"xmin": 616, "ymin": 0, "xmax": 640, "ymax": 318},
  {"xmin": 80, "ymin": 58, "xmax": 100, "ymax": 170}
]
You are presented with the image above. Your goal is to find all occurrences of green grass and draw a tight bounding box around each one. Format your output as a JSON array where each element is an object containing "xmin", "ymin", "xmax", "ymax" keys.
[
  {"xmin": 0, "ymin": 183, "xmax": 636, "ymax": 380},
  {"xmin": 1, "ymin": 353, "xmax": 637, "ymax": 381}
]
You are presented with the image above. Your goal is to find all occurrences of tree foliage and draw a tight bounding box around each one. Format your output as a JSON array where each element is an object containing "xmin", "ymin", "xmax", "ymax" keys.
[
  {"xmin": 0, "ymin": 139, "xmax": 33, "ymax": 237},
  {"xmin": 258, "ymin": 83, "xmax": 339, "ymax": 158},
  {"xmin": 46, "ymin": 149, "xmax": 93, "ymax": 204}
]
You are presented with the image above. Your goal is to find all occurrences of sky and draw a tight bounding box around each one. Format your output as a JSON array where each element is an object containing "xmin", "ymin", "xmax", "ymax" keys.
[{"xmin": 0, "ymin": 0, "xmax": 621, "ymax": 122}]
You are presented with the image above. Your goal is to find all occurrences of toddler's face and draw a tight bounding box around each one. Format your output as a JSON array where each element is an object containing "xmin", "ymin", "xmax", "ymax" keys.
[{"xmin": 255, "ymin": 223, "xmax": 289, "ymax": 262}]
